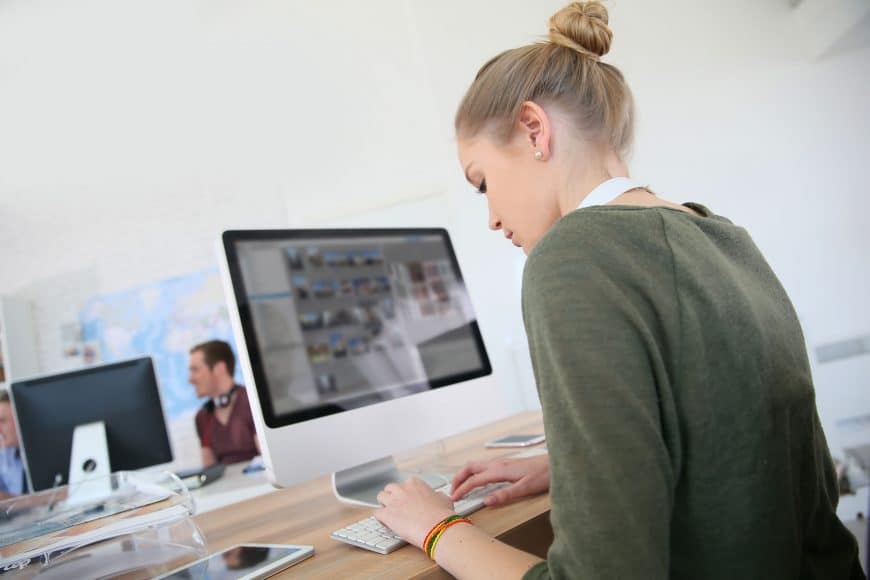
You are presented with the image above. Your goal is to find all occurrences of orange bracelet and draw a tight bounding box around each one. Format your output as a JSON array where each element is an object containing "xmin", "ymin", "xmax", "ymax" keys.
[{"xmin": 424, "ymin": 515, "xmax": 462, "ymax": 555}]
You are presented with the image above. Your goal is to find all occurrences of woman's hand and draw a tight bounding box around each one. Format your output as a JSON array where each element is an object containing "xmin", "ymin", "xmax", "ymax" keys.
[
  {"xmin": 374, "ymin": 478, "xmax": 456, "ymax": 548},
  {"xmin": 451, "ymin": 455, "xmax": 550, "ymax": 506}
]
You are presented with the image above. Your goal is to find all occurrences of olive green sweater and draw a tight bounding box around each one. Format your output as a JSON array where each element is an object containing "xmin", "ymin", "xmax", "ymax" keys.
[{"xmin": 521, "ymin": 204, "xmax": 863, "ymax": 580}]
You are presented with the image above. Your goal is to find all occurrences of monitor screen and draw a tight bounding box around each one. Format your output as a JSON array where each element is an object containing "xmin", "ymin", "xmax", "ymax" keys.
[
  {"xmin": 11, "ymin": 357, "xmax": 173, "ymax": 491},
  {"xmin": 223, "ymin": 228, "xmax": 492, "ymax": 429}
]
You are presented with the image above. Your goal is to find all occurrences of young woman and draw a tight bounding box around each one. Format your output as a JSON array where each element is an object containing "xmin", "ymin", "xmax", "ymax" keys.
[{"xmin": 374, "ymin": 2, "xmax": 864, "ymax": 579}]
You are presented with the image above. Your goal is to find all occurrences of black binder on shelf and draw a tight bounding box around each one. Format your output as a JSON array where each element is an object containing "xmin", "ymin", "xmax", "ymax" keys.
[{"xmin": 174, "ymin": 463, "xmax": 226, "ymax": 489}]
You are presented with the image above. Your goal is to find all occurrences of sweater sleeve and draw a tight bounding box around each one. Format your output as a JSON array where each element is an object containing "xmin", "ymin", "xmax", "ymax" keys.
[{"xmin": 521, "ymin": 232, "xmax": 679, "ymax": 580}]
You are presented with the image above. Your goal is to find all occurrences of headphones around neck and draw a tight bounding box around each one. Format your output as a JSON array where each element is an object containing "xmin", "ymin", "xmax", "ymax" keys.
[{"xmin": 213, "ymin": 384, "xmax": 238, "ymax": 409}]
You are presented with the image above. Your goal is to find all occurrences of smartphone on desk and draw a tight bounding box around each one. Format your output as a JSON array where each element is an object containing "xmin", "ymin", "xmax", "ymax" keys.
[
  {"xmin": 484, "ymin": 434, "xmax": 546, "ymax": 448},
  {"xmin": 157, "ymin": 544, "xmax": 314, "ymax": 579}
]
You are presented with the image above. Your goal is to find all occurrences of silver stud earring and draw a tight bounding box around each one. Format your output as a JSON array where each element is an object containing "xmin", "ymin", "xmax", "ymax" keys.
[{"xmin": 534, "ymin": 150, "xmax": 544, "ymax": 161}]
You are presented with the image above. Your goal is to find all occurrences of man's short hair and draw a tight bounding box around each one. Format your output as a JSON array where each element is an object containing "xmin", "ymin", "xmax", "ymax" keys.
[
  {"xmin": 0, "ymin": 390, "xmax": 9, "ymax": 404},
  {"xmin": 190, "ymin": 340, "xmax": 236, "ymax": 376}
]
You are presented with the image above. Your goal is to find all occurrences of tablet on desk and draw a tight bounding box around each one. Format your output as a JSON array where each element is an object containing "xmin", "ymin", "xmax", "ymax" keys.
[{"xmin": 157, "ymin": 544, "xmax": 314, "ymax": 579}]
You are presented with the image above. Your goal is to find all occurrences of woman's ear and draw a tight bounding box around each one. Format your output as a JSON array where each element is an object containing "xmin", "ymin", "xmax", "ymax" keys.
[{"xmin": 517, "ymin": 101, "xmax": 552, "ymax": 161}]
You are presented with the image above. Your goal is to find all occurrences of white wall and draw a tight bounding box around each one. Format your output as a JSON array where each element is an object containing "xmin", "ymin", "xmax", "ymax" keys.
[{"xmin": 1, "ymin": 0, "xmax": 868, "ymax": 512}]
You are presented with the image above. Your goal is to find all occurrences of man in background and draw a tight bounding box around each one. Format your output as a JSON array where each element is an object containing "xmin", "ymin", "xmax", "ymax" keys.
[
  {"xmin": 0, "ymin": 390, "xmax": 26, "ymax": 499},
  {"xmin": 188, "ymin": 340, "xmax": 259, "ymax": 467}
]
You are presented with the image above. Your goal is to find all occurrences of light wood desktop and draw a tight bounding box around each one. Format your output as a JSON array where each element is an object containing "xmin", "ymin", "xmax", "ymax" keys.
[{"xmin": 194, "ymin": 411, "xmax": 552, "ymax": 579}]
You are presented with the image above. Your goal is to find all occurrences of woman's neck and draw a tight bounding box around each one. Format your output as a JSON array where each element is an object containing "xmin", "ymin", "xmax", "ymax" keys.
[{"xmin": 557, "ymin": 152, "xmax": 629, "ymax": 216}]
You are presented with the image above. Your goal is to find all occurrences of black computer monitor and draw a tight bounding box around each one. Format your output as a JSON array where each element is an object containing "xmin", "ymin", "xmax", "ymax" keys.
[{"xmin": 11, "ymin": 357, "xmax": 173, "ymax": 492}]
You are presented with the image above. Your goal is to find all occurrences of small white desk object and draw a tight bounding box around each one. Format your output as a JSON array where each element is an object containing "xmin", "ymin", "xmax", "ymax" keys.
[{"xmin": 190, "ymin": 463, "xmax": 276, "ymax": 514}]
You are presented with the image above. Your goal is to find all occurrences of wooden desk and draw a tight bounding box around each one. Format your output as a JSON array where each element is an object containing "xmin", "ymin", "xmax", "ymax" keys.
[{"xmin": 194, "ymin": 411, "xmax": 552, "ymax": 578}]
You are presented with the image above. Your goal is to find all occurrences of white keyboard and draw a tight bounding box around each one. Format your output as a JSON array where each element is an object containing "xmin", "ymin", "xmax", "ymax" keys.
[{"xmin": 330, "ymin": 481, "xmax": 510, "ymax": 554}]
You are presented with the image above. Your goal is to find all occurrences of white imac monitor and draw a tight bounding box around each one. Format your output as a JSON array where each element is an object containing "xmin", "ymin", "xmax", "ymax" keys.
[{"xmin": 220, "ymin": 228, "xmax": 509, "ymax": 505}]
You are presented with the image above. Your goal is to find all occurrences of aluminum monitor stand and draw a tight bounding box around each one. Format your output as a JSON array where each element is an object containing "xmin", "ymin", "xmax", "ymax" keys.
[
  {"xmin": 65, "ymin": 421, "xmax": 113, "ymax": 507},
  {"xmin": 331, "ymin": 456, "xmax": 448, "ymax": 508}
]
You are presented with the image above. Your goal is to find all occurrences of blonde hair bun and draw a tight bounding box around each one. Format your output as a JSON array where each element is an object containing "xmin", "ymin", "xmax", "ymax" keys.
[{"xmin": 548, "ymin": 1, "xmax": 613, "ymax": 60}]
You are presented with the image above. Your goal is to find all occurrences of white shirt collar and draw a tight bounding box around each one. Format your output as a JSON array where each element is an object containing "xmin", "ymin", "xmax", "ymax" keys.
[{"xmin": 577, "ymin": 177, "xmax": 644, "ymax": 210}]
